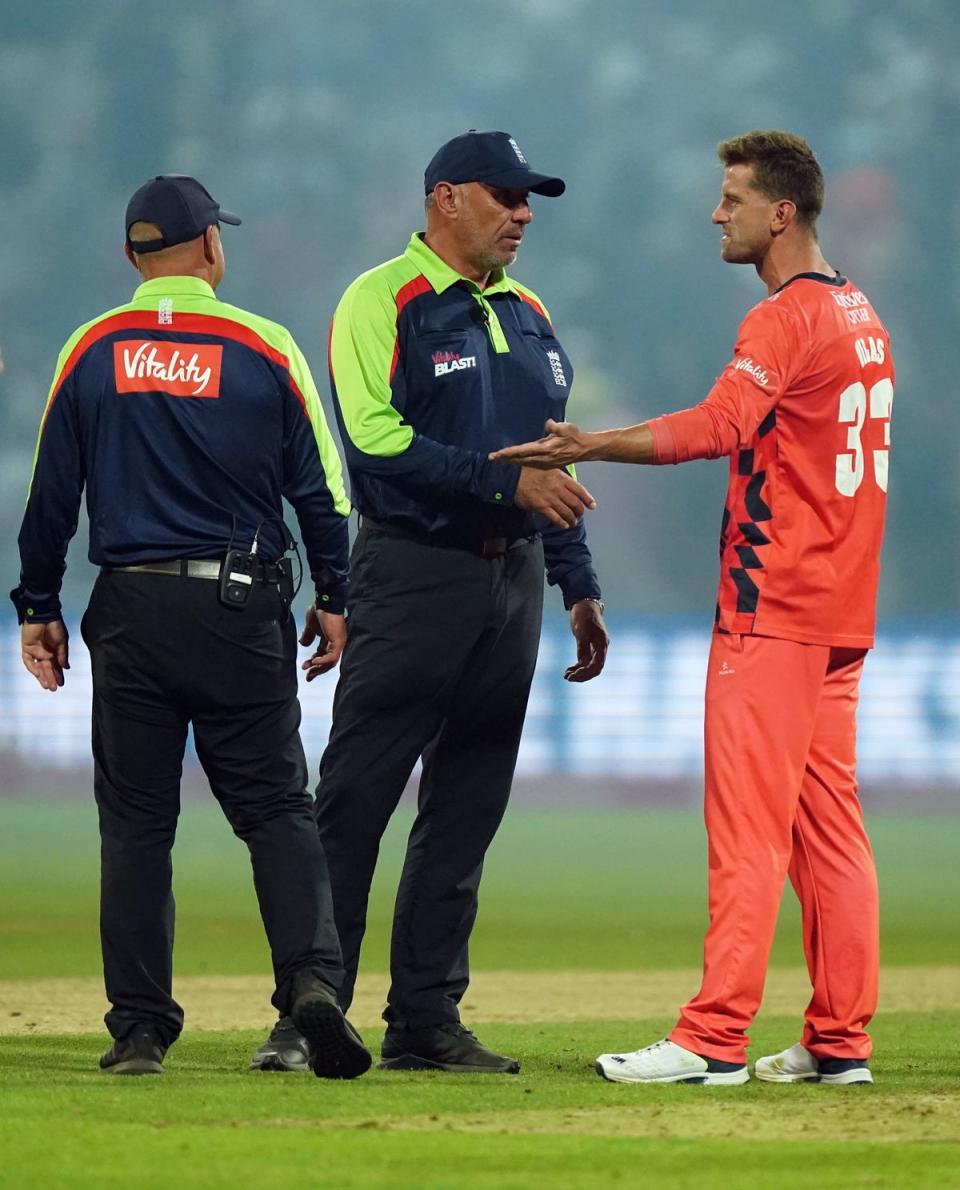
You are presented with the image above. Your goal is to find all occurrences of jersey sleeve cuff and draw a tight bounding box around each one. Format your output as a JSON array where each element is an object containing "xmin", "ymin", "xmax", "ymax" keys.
[
  {"xmin": 9, "ymin": 586, "xmax": 63, "ymax": 625},
  {"xmin": 314, "ymin": 585, "xmax": 346, "ymax": 616},
  {"xmin": 311, "ymin": 558, "xmax": 348, "ymax": 615},
  {"xmin": 557, "ymin": 566, "xmax": 602, "ymax": 610},
  {"xmin": 647, "ymin": 415, "xmax": 679, "ymax": 464},
  {"xmin": 480, "ymin": 460, "xmax": 522, "ymax": 506}
]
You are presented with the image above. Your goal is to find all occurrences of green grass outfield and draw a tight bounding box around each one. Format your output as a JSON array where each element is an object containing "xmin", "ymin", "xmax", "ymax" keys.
[{"xmin": 1, "ymin": 802, "xmax": 959, "ymax": 1188}]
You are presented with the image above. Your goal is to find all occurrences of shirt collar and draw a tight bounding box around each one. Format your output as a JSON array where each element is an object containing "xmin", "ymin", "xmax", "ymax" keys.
[
  {"xmin": 404, "ymin": 233, "xmax": 518, "ymax": 296},
  {"xmin": 132, "ymin": 276, "xmax": 218, "ymax": 301}
]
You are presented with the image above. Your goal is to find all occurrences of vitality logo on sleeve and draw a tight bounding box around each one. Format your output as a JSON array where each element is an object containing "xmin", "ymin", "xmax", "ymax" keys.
[
  {"xmin": 114, "ymin": 341, "xmax": 223, "ymax": 397},
  {"xmin": 734, "ymin": 356, "xmax": 770, "ymax": 388}
]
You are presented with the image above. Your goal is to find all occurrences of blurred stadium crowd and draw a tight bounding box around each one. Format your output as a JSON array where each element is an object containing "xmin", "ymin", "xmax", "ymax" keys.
[{"xmin": 1, "ymin": 0, "xmax": 958, "ymax": 793}]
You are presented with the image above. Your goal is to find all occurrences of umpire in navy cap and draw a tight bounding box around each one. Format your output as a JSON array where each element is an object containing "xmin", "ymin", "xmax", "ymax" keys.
[
  {"xmin": 251, "ymin": 131, "xmax": 608, "ymax": 1075},
  {"xmin": 12, "ymin": 174, "xmax": 371, "ymax": 1080}
]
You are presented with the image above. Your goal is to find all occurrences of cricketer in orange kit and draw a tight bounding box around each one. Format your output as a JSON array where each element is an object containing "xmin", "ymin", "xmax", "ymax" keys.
[{"xmin": 491, "ymin": 130, "xmax": 895, "ymax": 1085}]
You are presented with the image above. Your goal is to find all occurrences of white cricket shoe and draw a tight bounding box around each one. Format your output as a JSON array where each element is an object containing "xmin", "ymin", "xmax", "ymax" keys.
[
  {"xmin": 754, "ymin": 1042, "xmax": 873, "ymax": 1085},
  {"xmin": 595, "ymin": 1038, "xmax": 749, "ymax": 1085}
]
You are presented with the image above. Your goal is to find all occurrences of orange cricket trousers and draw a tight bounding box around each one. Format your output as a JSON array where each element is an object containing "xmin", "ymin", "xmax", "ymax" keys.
[{"xmin": 668, "ymin": 632, "xmax": 879, "ymax": 1066}]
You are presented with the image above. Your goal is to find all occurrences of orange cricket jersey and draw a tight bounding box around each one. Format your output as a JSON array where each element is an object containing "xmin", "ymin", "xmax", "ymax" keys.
[{"xmin": 652, "ymin": 273, "xmax": 894, "ymax": 648}]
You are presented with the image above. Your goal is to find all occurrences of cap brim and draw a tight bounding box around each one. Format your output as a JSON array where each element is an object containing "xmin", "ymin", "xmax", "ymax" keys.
[
  {"xmin": 481, "ymin": 169, "xmax": 565, "ymax": 197},
  {"xmin": 218, "ymin": 209, "xmax": 242, "ymax": 226}
]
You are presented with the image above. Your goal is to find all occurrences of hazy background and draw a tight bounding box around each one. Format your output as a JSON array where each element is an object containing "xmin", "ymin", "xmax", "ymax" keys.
[{"xmin": 1, "ymin": 0, "xmax": 957, "ymax": 799}]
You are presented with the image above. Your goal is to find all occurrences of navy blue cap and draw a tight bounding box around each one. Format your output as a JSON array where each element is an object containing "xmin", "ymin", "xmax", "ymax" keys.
[
  {"xmin": 125, "ymin": 174, "xmax": 241, "ymax": 253},
  {"xmin": 424, "ymin": 130, "xmax": 565, "ymax": 197}
]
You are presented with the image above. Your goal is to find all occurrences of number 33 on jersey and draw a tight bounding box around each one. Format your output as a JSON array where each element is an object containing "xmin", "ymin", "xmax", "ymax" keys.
[{"xmin": 837, "ymin": 335, "xmax": 893, "ymax": 496}]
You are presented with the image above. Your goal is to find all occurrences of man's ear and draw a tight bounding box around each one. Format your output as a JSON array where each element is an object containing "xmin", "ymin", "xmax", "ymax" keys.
[
  {"xmin": 124, "ymin": 242, "xmax": 141, "ymax": 273},
  {"xmin": 771, "ymin": 198, "xmax": 798, "ymax": 234},
  {"xmin": 431, "ymin": 182, "xmax": 460, "ymax": 217},
  {"xmin": 202, "ymin": 225, "xmax": 218, "ymax": 264}
]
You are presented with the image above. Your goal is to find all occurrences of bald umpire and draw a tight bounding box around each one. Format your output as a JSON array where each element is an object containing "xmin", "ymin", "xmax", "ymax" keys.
[
  {"xmin": 252, "ymin": 130, "xmax": 608, "ymax": 1076},
  {"xmin": 11, "ymin": 174, "xmax": 370, "ymax": 1080}
]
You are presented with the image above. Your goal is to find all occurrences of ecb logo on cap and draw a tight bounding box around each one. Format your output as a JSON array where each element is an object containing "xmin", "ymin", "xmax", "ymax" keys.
[{"xmin": 508, "ymin": 138, "xmax": 528, "ymax": 165}]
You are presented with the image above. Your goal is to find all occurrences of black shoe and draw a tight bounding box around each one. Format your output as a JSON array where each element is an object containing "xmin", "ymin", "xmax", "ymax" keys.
[
  {"xmin": 249, "ymin": 1015, "xmax": 310, "ymax": 1073},
  {"xmin": 289, "ymin": 982, "xmax": 372, "ymax": 1080},
  {"xmin": 99, "ymin": 1026, "xmax": 165, "ymax": 1076},
  {"xmin": 379, "ymin": 1023, "xmax": 521, "ymax": 1074}
]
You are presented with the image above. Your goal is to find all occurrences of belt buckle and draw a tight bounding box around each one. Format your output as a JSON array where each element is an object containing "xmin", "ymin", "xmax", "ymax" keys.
[{"xmin": 481, "ymin": 536, "xmax": 508, "ymax": 559}]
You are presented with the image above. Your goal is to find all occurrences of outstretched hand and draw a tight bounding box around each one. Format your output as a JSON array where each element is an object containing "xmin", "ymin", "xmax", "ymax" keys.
[
  {"xmin": 300, "ymin": 604, "xmax": 347, "ymax": 681},
  {"xmin": 21, "ymin": 620, "xmax": 70, "ymax": 691},
  {"xmin": 491, "ymin": 419, "xmax": 590, "ymax": 470}
]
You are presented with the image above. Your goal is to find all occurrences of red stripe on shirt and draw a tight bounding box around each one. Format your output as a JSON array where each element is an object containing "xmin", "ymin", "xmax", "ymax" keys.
[
  {"xmin": 516, "ymin": 289, "xmax": 551, "ymax": 327},
  {"xmin": 43, "ymin": 310, "xmax": 307, "ymax": 427},
  {"xmin": 389, "ymin": 274, "xmax": 432, "ymax": 384}
]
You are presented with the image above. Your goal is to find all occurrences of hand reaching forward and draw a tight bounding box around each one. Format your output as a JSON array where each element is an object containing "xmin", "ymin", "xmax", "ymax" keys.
[
  {"xmin": 513, "ymin": 464, "xmax": 596, "ymax": 528},
  {"xmin": 300, "ymin": 604, "xmax": 347, "ymax": 681},
  {"xmin": 21, "ymin": 620, "xmax": 70, "ymax": 691},
  {"xmin": 492, "ymin": 419, "xmax": 591, "ymax": 471}
]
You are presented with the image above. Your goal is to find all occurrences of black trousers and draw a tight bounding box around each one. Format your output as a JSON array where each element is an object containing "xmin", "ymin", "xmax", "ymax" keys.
[
  {"xmin": 82, "ymin": 570, "xmax": 344, "ymax": 1047},
  {"xmin": 313, "ymin": 526, "xmax": 544, "ymax": 1030}
]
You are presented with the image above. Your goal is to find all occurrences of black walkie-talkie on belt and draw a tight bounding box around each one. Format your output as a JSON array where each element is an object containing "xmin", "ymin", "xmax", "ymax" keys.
[{"xmin": 219, "ymin": 548, "xmax": 258, "ymax": 608}]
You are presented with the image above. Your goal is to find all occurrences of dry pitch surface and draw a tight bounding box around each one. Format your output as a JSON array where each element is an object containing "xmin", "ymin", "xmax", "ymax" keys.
[{"xmin": 3, "ymin": 965, "xmax": 958, "ymax": 1034}]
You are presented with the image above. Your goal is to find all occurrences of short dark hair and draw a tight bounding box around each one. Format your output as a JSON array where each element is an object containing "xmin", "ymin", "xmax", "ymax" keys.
[{"xmin": 717, "ymin": 130, "xmax": 824, "ymax": 227}]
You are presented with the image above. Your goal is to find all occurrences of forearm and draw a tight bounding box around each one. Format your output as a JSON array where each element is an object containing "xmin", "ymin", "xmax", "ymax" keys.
[
  {"xmin": 583, "ymin": 404, "xmax": 739, "ymax": 466},
  {"xmin": 348, "ymin": 434, "xmax": 522, "ymax": 505},
  {"xmin": 542, "ymin": 518, "xmax": 601, "ymax": 608},
  {"xmin": 13, "ymin": 530, "xmax": 70, "ymax": 623},
  {"xmin": 291, "ymin": 493, "xmax": 350, "ymax": 614},
  {"xmin": 580, "ymin": 422, "xmax": 657, "ymax": 464},
  {"xmin": 12, "ymin": 490, "xmax": 80, "ymax": 623}
]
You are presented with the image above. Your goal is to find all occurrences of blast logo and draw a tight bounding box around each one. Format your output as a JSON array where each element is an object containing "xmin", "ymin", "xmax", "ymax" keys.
[
  {"xmin": 114, "ymin": 340, "xmax": 223, "ymax": 397},
  {"xmin": 433, "ymin": 350, "xmax": 476, "ymax": 378}
]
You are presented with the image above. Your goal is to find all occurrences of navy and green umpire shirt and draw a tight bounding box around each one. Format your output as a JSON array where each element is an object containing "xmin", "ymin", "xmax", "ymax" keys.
[
  {"xmin": 11, "ymin": 275, "xmax": 350, "ymax": 622},
  {"xmin": 329, "ymin": 233, "xmax": 601, "ymax": 608}
]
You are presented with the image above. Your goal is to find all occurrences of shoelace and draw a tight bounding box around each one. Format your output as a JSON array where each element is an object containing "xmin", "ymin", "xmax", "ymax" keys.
[
  {"xmin": 629, "ymin": 1039, "xmax": 668, "ymax": 1056},
  {"xmin": 437, "ymin": 1022, "xmax": 477, "ymax": 1041}
]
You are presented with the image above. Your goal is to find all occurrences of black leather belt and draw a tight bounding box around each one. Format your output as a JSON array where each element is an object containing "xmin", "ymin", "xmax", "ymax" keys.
[
  {"xmin": 362, "ymin": 518, "xmax": 537, "ymax": 559},
  {"xmin": 103, "ymin": 558, "xmax": 284, "ymax": 583}
]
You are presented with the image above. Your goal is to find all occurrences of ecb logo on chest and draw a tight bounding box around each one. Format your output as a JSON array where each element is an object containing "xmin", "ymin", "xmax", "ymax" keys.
[{"xmin": 546, "ymin": 349, "xmax": 567, "ymax": 387}]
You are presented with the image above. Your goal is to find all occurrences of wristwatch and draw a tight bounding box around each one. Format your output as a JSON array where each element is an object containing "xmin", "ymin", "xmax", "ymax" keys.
[{"xmin": 579, "ymin": 597, "xmax": 605, "ymax": 614}]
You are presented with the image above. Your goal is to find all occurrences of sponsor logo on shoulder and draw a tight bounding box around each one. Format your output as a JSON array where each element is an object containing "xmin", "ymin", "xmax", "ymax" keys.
[
  {"xmin": 546, "ymin": 349, "xmax": 567, "ymax": 387},
  {"xmin": 835, "ymin": 290, "xmax": 874, "ymax": 325},
  {"xmin": 734, "ymin": 356, "xmax": 770, "ymax": 387},
  {"xmin": 114, "ymin": 340, "xmax": 223, "ymax": 397},
  {"xmin": 832, "ymin": 289, "xmax": 869, "ymax": 310},
  {"xmin": 433, "ymin": 350, "xmax": 477, "ymax": 377}
]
